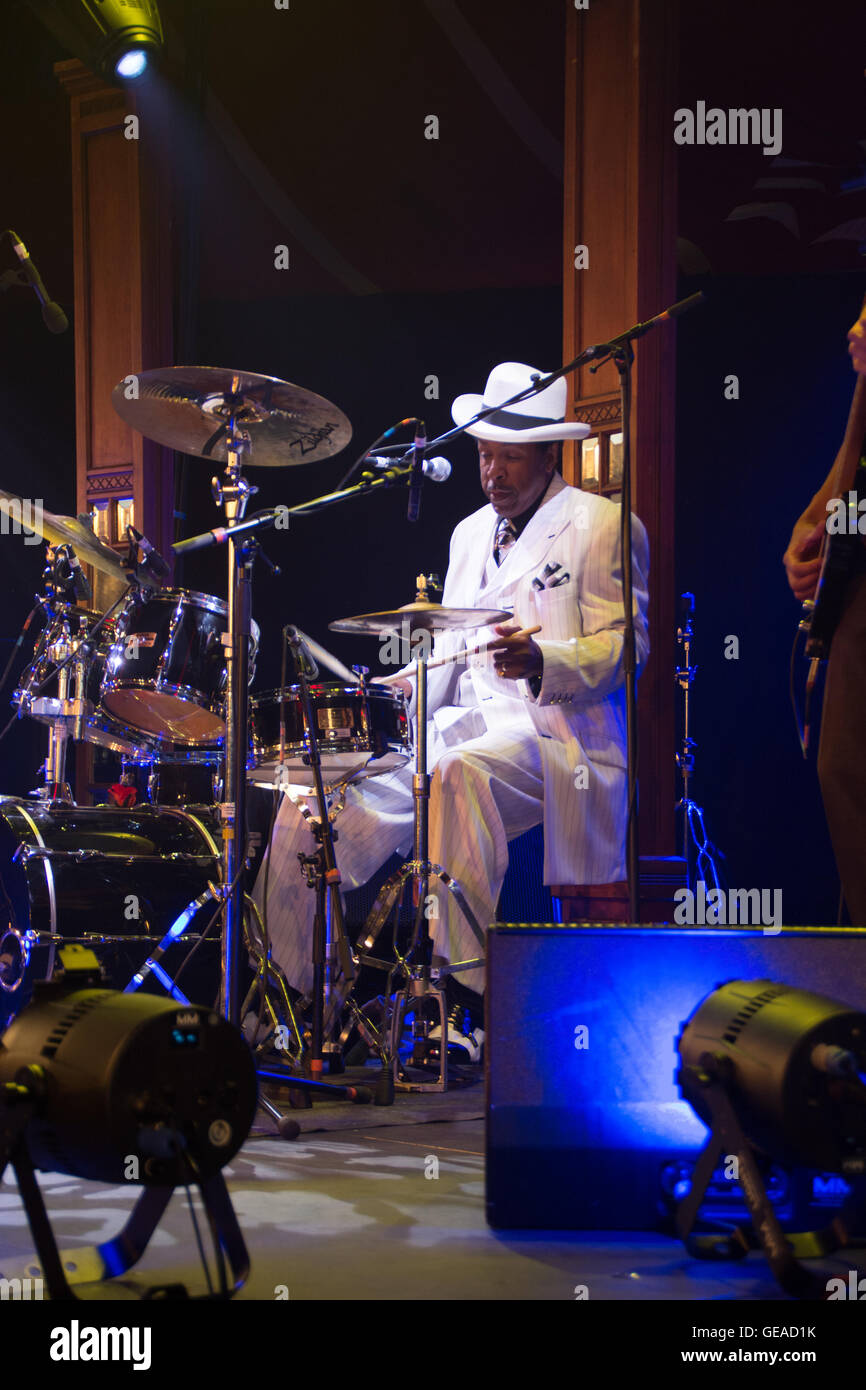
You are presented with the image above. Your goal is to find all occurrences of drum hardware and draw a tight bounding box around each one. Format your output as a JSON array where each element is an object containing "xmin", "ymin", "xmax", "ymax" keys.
[
  {"xmin": 113, "ymin": 365, "xmax": 372, "ymax": 1128},
  {"xmin": 0, "ymin": 487, "xmax": 134, "ymax": 583},
  {"xmin": 8, "ymin": 562, "xmax": 146, "ymax": 796},
  {"xmin": 123, "ymin": 883, "xmax": 223, "ymax": 1003},
  {"xmin": 0, "ymin": 798, "xmax": 223, "ymax": 1030},
  {"xmin": 0, "ymin": 926, "xmax": 212, "ymax": 995},
  {"xmin": 282, "ymin": 626, "xmax": 358, "ymax": 1083},
  {"xmin": 329, "ymin": 579, "xmax": 500, "ymax": 1093},
  {"xmin": 240, "ymin": 896, "xmax": 306, "ymax": 1069},
  {"xmin": 675, "ymin": 591, "xmax": 726, "ymax": 896}
]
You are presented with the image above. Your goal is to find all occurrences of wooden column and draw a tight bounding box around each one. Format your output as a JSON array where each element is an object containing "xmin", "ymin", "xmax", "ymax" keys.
[
  {"xmin": 55, "ymin": 60, "xmax": 175, "ymax": 799},
  {"xmin": 563, "ymin": 0, "xmax": 680, "ymax": 886},
  {"xmin": 55, "ymin": 59, "xmax": 174, "ymax": 609}
]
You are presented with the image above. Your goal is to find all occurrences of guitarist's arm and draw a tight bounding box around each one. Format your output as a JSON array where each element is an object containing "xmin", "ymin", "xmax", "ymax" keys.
[{"xmin": 783, "ymin": 302, "xmax": 866, "ymax": 602}]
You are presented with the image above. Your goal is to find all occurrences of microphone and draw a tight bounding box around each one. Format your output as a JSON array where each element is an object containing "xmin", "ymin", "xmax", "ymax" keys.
[
  {"xmin": 59, "ymin": 549, "xmax": 92, "ymax": 604},
  {"xmin": 367, "ymin": 454, "xmax": 451, "ymax": 482},
  {"xmin": 126, "ymin": 526, "xmax": 170, "ymax": 580},
  {"xmin": 8, "ymin": 231, "xmax": 69, "ymax": 334},
  {"xmin": 284, "ymin": 626, "xmax": 319, "ymax": 680},
  {"xmin": 406, "ymin": 420, "xmax": 427, "ymax": 524}
]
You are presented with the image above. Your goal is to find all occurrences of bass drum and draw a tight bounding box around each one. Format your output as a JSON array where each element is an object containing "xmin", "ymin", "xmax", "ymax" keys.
[{"xmin": 0, "ymin": 799, "xmax": 222, "ymax": 1030}]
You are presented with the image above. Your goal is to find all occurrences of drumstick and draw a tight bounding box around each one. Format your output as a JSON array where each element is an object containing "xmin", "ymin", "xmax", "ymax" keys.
[{"xmin": 378, "ymin": 626, "xmax": 542, "ymax": 681}]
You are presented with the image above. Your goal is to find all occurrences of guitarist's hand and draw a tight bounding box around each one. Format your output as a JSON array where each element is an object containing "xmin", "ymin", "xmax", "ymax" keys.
[{"xmin": 783, "ymin": 518, "xmax": 824, "ymax": 602}]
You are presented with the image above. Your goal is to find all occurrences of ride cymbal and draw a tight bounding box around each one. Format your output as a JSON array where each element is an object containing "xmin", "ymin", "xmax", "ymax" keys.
[{"xmin": 111, "ymin": 366, "xmax": 352, "ymax": 467}]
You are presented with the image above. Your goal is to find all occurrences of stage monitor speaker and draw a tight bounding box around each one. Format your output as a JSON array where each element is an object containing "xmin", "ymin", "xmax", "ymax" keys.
[{"xmin": 485, "ymin": 923, "xmax": 866, "ymax": 1230}]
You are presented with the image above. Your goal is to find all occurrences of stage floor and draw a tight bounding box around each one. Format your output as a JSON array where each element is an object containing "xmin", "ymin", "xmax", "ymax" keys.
[{"xmin": 4, "ymin": 1101, "xmax": 865, "ymax": 1302}]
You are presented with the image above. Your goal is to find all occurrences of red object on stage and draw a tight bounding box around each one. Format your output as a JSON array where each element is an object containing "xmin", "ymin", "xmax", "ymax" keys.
[{"xmin": 107, "ymin": 783, "xmax": 137, "ymax": 808}]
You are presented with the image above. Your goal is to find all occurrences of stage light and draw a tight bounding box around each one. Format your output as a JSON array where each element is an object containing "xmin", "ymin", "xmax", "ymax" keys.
[
  {"xmin": 676, "ymin": 979, "xmax": 866, "ymax": 1297},
  {"xmin": 27, "ymin": 1, "xmax": 164, "ymax": 84},
  {"xmin": 678, "ymin": 979, "xmax": 866, "ymax": 1170},
  {"xmin": 115, "ymin": 48, "xmax": 149, "ymax": 80},
  {"xmin": 0, "ymin": 946, "xmax": 257, "ymax": 1298}
]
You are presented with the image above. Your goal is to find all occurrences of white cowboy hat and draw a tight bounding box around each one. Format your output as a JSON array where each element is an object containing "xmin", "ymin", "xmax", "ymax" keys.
[{"xmin": 451, "ymin": 361, "xmax": 590, "ymax": 444}]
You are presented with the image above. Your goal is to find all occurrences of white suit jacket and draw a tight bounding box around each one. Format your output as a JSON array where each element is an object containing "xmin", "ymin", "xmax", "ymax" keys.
[{"xmin": 406, "ymin": 472, "xmax": 650, "ymax": 885}]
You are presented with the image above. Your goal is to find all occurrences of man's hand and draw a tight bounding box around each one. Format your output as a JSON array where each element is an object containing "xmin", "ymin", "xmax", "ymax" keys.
[
  {"xmin": 390, "ymin": 677, "xmax": 413, "ymax": 698},
  {"xmin": 848, "ymin": 306, "xmax": 866, "ymax": 375},
  {"xmin": 783, "ymin": 517, "xmax": 825, "ymax": 602},
  {"xmin": 491, "ymin": 622, "xmax": 543, "ymax": 681}
]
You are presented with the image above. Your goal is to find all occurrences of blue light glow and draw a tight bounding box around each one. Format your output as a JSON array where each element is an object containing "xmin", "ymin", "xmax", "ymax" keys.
[{"xmin": 116, "ymin": 50, "xmax": 148, "ymax": 80}]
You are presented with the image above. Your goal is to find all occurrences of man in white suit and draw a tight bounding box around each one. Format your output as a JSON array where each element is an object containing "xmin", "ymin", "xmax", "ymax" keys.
[{"xmin": 254, "ymin": 362, "xmax": 650, "ymax": 1050}]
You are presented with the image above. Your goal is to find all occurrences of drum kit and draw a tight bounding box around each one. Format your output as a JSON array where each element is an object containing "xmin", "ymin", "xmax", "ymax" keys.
[{"xmin": 0, "ymin": 364, "xmax": 512, "ymax": 1111}]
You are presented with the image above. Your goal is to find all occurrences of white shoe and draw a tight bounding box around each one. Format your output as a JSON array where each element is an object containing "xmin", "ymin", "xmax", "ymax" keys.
[{"xmin": 426, "ymin": 1006, "xmax": 485, "ymax": 1065}]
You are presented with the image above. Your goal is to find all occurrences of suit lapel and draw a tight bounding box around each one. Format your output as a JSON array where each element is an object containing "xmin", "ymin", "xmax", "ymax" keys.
[
  {"xmin": 448, "ymin": 508, "xmax": 498, "ymax": 606},
  {"xmin": 479, "ymin": 474, "xmax": 573, "ymax": 597}
]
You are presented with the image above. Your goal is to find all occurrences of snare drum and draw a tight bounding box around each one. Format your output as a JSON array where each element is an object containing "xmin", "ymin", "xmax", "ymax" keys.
[
  {"xmin": 0, "ymin": 799, "xmax": 221, "ymax": 1028},
  {"xmin": 248, "ymin": 683, "xmax": 411, "ymax": 790},
  {"xmin": 101, "ymin": 588, "xmax": 259, "ymax": 746}
]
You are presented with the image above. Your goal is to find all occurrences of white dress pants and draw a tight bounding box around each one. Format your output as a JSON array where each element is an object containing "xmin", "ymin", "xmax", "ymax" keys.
[{"xmin": 252, "ymin": 718, "xmax": 545, "ymax": 995}]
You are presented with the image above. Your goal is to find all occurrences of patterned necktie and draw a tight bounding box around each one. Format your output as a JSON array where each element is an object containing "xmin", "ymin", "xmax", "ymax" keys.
[{"xmin": 493, "ymin": 516, "xmax": 517, "ymax": 566}]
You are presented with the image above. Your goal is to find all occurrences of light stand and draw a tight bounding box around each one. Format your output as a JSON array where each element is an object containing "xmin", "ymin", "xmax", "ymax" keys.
[{"xmin": 677, "ymin": 978, "xmax": 866, "ymax": 1300}]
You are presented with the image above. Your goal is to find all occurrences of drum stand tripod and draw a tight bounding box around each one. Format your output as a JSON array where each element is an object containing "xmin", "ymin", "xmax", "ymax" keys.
[{"xmin": 349, "ymin": 646, "xmax": 486, "ymax": 1094}]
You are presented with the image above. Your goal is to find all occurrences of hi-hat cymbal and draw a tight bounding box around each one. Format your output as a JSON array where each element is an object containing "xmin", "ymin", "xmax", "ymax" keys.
[
  {"xmin": 0, "ymin": 488, "xmax": 129, "ymax": 580},
  {"xmin": 111, "ymin": 366, "xmax": 352, "ymax": 467},
  {"xmin": 330, "ymin": 601, "xmax": 512, "ymax": 636}
]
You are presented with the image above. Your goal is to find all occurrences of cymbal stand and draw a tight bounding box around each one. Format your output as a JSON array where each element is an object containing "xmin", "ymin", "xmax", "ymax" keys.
[
  {"xmin": 211, "ymin": 403, "xmax": 372, "ymax": 1121},
  {"xmin": 287, "ymin": 628, "xmax": 356, "ymax": 1080},
  {"xmin": 39, "ymin": 621, "xmax": 74, "ymax": 804},
  {"xmin": 211, "ymin": 413, "xmax": 257, "ymax": 1025},
  {"xmin": 26, "ymin": 548, "xmax": 85, "ymax": 804},
  {"xmin": 351, "ymin": 639, "xmax": 485, "ymax": 1094}
]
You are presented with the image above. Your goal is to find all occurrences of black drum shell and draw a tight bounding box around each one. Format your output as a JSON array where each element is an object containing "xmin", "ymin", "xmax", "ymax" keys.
[
  {"xmin": 248, "ymin": 682, "xmax": 410, "ymax": 788},
  {"xmin": 0, "ymin": 800, "xmax": 221, "ymax": 1028},
  {"xmin": 101, "ymin": 588, "xmax": 232, "ymax": 746},
  {"xmin": 119, "ymin": 751, "xmax": 224, "ymax": 807}
]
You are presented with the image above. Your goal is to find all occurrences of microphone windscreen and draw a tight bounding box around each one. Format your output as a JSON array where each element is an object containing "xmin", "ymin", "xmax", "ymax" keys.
[{"xmin": 43, "ymin": 301, "xmax": 69, "ymax": 334}]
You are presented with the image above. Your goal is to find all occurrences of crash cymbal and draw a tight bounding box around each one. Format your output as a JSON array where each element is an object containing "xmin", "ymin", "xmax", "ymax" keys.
[
  {"xmin": 111, "ymin": 366, "xmax": 352, "ymax": 467},
  {"xmin": 0, "ymin": 488, "xmax": 129, "ymax": 581},
  {"xmin": 329, "ymin": 601, "xmax": 512, "ymax": 636}
]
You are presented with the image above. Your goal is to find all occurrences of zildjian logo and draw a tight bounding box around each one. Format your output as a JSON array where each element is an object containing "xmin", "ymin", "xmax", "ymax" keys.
[{"xmin": 287, "ymin": 423, "xmax": 337, "ymax": 455}]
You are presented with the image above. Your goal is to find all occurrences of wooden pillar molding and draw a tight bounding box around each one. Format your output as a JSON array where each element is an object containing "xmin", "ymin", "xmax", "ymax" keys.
[
  {"xmin": 55, "ymin": 59, "xmax": 175, "ymax": 615},
  {"xmin": 563, "ymin": 0, "xmax": 679, "ymax": 867},
  {"xmin": 55, "ymin": 59, "xmax": 175, "ymax": 801}
]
